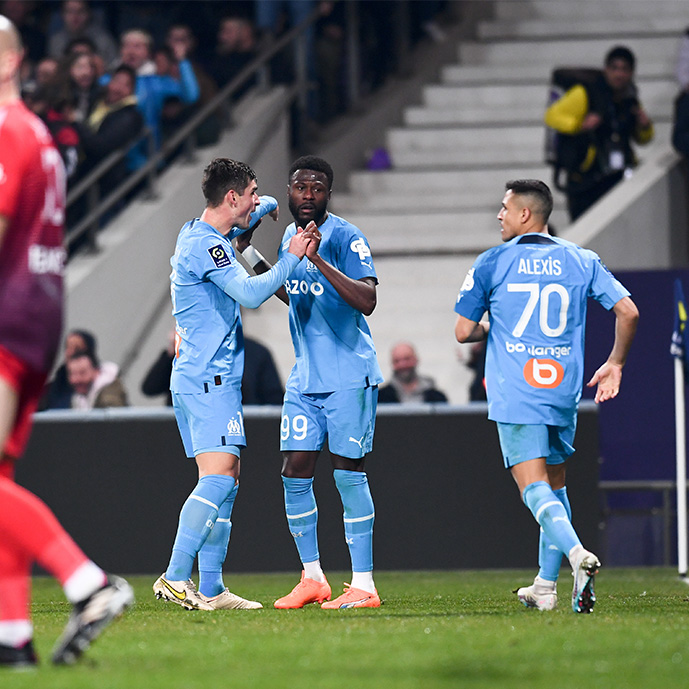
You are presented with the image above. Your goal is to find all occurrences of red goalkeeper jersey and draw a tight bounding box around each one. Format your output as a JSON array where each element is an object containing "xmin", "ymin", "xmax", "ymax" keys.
[{"xmin": 0, "ymin": 99, "xmax": 66, "ymax": 373}]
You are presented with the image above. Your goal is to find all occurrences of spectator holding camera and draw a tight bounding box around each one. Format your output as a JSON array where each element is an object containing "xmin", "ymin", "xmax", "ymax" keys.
[{"xmin": 545, "ymin": 45, "xmax": 654, "ymax": 221}]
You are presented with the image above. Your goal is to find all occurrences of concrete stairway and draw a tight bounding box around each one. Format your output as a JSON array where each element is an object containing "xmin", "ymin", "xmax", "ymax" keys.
[{"xmin": 324, "ymin": 0, "xmax": 682, "ymax": 403}]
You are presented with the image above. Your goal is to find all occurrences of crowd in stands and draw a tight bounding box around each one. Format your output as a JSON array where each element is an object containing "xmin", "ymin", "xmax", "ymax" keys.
[{"xmin": 3, "ymin": 0, "xmax": 449, "ymax": 245}]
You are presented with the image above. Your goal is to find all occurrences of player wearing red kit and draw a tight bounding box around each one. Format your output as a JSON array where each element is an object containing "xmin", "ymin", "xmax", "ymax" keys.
[{"xmin": 0, "ymin": 15, "xmax": 133, "ymax": 668}]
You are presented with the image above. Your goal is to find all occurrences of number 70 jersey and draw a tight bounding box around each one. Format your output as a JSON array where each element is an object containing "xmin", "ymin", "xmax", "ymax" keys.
[{"xmin": 454, "ymin": 233, "xmax": 630, "ymax": 425}]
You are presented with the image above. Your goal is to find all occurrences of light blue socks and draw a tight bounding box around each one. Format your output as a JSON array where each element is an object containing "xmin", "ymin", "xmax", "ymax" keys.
[
  {"xmin": 522, "ymin": 481, "xmax": 579, "ymax": 573},
  {"xmin": 537, "ymin": 486, "xmax": 572, "ymax": 582},
  {"xmin": 166, "ymin": 474, "xmax": 235, "ymax": 582},
  {"xmin": 333, "ymin": 469, "xmax": 375, "ymax": 573},
  {"xmin": 282, "ymin": 476, "xmax": 319, "ymax": 564},
  {"xmin": 198, "ymin": 482, "xmax": 238, "ymax": 597}
]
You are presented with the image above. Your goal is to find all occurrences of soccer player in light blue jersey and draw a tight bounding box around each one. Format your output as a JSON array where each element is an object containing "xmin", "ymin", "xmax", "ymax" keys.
[
  {"xmin": 153, "ymin": 158, "xmax": 313, "ymax": 611},
  {"xmin": 238, "ymin": 156, "xmax": 383, "ymax": 609},
  {"xmin": 454, "ymin": 179, "xmax": 638, "ymax": 613}
]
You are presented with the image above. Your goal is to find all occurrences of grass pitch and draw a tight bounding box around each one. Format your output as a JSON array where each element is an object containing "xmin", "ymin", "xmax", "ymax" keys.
[{"xmin": 5, "ymin": 569, "xmax": 689, "ymax": 689}]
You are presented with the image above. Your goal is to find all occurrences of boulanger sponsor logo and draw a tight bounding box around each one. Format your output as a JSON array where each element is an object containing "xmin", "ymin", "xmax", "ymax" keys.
[
  {"xmin": 523, "ymin": 358, "xmax": 565, "ymax": 388},
  {"xmin": 285, "ymin": 278, "xmax": 324, "ymax": 296},
  {"xmin": 505, "ymin": 342, "xmax": 571, "ymax": 358}
]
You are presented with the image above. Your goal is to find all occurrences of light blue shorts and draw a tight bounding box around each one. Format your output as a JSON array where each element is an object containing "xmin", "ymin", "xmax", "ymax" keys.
[
  {"xmin": 280, "ymin": 385, "xmax": 378, "ymax": 459},
  {"xmin": 172, "ymin": 385, "xmax": 245, "ymax": 458},
  {"xmin": 496, "ymin": 421, "xmax": 576, "ymax": 469}
]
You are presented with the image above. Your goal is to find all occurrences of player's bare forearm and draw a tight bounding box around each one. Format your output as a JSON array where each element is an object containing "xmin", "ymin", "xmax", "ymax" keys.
[
  {"xmin": 607, "ymin": 296, "xmax": 639, "ymax": 367},
  {"xmin": 587, "ymin": 296, "xmax": 639, "ymax": 403},
  {"xmin": 455, "ymin": 316, "xmax": 489, "ymax": 343},
  {"xmin": 310, "ymin": 253, "xmax": 376, "ymax": 314}
]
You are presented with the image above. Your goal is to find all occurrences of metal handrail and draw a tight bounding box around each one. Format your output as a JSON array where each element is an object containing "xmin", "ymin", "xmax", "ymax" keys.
[{"xmin": 64, "ymin": 3, "xmax": 325, "ymax": 253}]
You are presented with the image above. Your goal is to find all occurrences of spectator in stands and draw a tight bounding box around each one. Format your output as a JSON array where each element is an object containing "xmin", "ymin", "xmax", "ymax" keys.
[
  {"xmin": 63, "ymin": 36, "xmax": 106, "ymax": 78},
  {"xmin": 164, "ymin": 23, "xmax": 221, "ymax": 146},
  {"xmin": 60, "ymin": 51, "xmax": 101, "ymax": 122},
  {"xmin": 242, "ymin": 336, "xmax": 285, "ymax": 405},
  {"xmin": 21, "ymin": 56, "xmax": 58, "ymax": 107},
  {"xmin": 104, "ymin": 28, "xmax": 200, "ymax": 169},
  {"xmin": 74, "ymin": 64, "xmax": 143, "ymax": 189},
  {"xmin": 544, "ymin": 45, "xmax": 654, "ymax": 221},
  {"xmin": 141, "ymin": 329, "xmax": 283, "ymax": 406},
  {"xmin": 47, "ymin": 1, "xmax": 118, "ymax": 70},
  {"xmin": 66, "ymin": 351, "xmax": 128, "ymax": 409},
  {"xmin": 465, "ymin": 341, "xmax": 487, "ymax": 402},
  {"xmin": 29, "ymin": 56, "xmax": 59, "ymax": 93},
  {"xmin": 206, "ymin": 15, "xmax": 258, "ymax": 97},
  {"xmin": 39, "ymin": 83, "xmax": 81, "ymax": 182},
  {"xmin": 378, "ymin": 342, "xmax": 447, "ymax": 404},
  {"xmin": 41, "ymin": 329, "xmax": 98, "ymax": 410}
]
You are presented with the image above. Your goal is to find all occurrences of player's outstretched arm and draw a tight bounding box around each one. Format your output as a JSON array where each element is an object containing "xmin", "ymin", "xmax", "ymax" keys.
[
  {"xmin": 455, "ymin": 315, "xmax": 489, "ymax": 343},
  {"xmin": 235, "ymin": 228, "xmax": 290, "ymax": 304},
  {"xmin": 587, "ymin": 296, "xmax": 639, "ymax": 403},
  {"xmin": 221, "ymin": 233, "xmax": 311, "ymax": 309},
  {"xmin": 303, "ymin": 223, "xmax": 377, "ymax": 315}
]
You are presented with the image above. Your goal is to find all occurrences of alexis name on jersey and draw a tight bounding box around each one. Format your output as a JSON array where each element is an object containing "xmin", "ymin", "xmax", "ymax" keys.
[{"xmin": 517, "ymin": 257, "xmax": 562, "ymax": 276}]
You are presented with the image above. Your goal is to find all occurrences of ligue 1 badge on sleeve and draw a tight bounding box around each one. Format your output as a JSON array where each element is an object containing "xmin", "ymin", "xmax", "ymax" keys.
[{"xmin": 208, "ymin": 244, "xmax": 231, "ymax": 268}]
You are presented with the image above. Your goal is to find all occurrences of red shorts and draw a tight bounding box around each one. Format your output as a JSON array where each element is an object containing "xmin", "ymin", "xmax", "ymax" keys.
[{"xmin": 0, "ymin": 344, "xmax": 47, "ymax": 468}]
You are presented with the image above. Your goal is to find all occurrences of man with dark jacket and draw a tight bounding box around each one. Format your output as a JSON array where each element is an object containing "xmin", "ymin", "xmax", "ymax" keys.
[
  {"xmin": 378, "ymin": 342, "xmax": 447, "ymax": 404},
  {"xmin": 545, "ymin": 46, "xmax": 654, "ymax": 221},
  {"xmin": 76, "ymin": 64, "xmax": 143, "ymax": 188}
]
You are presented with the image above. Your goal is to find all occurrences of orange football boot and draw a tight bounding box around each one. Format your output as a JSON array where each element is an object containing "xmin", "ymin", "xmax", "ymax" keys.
[
  {"xmin": 321, "ymin": 583, "xmax": 381, "ymax": 609},
  {"xmin": 274, "ymin": 572, "xmax": 331, "ymax": 609}
]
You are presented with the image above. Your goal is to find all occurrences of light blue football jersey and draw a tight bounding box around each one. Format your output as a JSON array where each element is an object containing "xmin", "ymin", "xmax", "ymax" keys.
[
  {"xmin": 278, "ymin": 213, "xmax": 383, "ymax": 393},
  {"xmin": 454, "ymin": 233, "xmax": 630, "ymax": 425},
  {"xmin": 170, "ymin": 201, "xmax": 297, "ymax": 394}
]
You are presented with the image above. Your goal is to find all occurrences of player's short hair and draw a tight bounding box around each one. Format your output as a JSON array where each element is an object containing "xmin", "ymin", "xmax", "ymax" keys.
[
  {"xmin": 202, "ymin": 158, "xmax": 257, "ymax": 207},
  {"xmin": 505, "ymin": 179, "xmax": 553, "ymax": 222},
  {"xmin": 605, "ymin": 45, "xmax": 635, "ymax": 71},
  {"xmin": 289, "ymin": 156, "xmax": 333, "ymax": 189}
]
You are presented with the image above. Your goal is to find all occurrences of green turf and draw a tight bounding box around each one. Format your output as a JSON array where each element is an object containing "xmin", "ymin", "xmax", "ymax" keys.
[{"xmin": 3, "ymin": 569, "xmax": 689, "ymax": 688}]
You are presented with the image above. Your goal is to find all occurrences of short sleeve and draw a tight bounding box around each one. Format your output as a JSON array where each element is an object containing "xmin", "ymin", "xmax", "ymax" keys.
[
  {"xmin": 338, "ymin": 227, "xmax": 377, "ymax": 282},
  {"xmin": 587, "ymin": 254, "xmax": 630, "ymax": 310},
  {"xmin": 454, "ymin": 254, "xmax": 491, "ymax": 321}
]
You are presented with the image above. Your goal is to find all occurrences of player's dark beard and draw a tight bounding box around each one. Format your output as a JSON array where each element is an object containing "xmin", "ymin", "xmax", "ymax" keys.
[{"xmin": 289, "ymin": 197, "xmax": 327, "ymax": 227}]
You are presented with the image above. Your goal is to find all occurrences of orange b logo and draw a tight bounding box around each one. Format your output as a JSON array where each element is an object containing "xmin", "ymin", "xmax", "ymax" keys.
[{"xmin": 523, "ymin": 358, "xmax": 564, "ymax": 388}]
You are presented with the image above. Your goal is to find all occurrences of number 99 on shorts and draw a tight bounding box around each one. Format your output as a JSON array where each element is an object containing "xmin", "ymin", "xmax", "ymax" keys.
[{"xmin": 281, "ymin": 414, "xmax": 309, "ymax": 441}]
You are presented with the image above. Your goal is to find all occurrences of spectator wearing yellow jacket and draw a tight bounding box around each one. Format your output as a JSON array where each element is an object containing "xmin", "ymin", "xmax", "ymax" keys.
[{"xmin": 545, "ymin": 46, "xmax": 654, "ymax": 221}]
